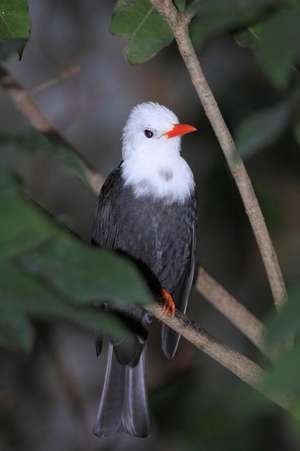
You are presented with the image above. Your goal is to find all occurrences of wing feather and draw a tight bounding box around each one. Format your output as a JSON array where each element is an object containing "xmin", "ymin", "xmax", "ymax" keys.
[{"xmin": 161, "ymin": 204, "xmax": 197, "ymax": 359}]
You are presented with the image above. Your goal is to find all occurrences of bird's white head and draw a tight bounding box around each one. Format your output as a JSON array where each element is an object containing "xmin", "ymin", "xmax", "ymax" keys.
[
  {"xmin": 121, "ymin": 102, "xmax": 197, "ymax": 203},
  {"xmin": 122, "ymin": 102, "xmax": 196, "ymax": 160}
]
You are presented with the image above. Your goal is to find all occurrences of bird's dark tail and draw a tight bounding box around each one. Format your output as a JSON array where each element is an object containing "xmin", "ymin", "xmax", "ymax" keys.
[{"xmin": 93, "ymin": 342, "xmax": 150, "ymax": 438}]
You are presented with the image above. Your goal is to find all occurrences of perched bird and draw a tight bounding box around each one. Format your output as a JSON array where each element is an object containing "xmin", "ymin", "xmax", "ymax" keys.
[{"xmin": 92, "ymin": 102, "xmax": 197, "ymax": 438}]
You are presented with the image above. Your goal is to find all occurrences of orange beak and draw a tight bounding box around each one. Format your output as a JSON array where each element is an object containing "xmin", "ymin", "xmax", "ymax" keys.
[{"xmin": 164, "ymin": 123, "xmax": 197, "ymax": 139}]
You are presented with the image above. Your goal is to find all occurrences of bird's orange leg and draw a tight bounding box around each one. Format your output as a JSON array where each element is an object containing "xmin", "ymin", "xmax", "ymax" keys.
[{"xmin": 161, "ymin": 288, "xmax": 176, "ymax": 317}]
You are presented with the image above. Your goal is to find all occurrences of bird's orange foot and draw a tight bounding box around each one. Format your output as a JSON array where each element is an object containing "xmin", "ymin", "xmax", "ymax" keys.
[{"xmin": 161, "ymin": 288, "xmax": 176, "ymax": 317}]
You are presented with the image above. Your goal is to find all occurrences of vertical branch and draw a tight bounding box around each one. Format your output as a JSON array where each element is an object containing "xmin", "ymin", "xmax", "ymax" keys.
[{"xmin": 150, "ymin": 0, "xmax": 287, "ymax": 310}]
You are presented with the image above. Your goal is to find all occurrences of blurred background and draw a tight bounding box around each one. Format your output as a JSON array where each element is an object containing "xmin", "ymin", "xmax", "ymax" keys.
[{"xmin": 1, "ymin": 0, "xmax": 300, "ymax": 450}]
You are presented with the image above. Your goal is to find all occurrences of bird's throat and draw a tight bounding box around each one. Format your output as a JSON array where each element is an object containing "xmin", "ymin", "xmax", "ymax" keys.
[{"xmin": 121, "ymin": 155, "xmax": 195, "ymax": 203}]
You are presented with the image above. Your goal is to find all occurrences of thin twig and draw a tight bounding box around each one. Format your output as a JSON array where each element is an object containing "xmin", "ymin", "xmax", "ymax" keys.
[
  {"xmin": 146, "ymin": 302, "xmax": 288, "ymax": 410},
  {"xmin": 196, "ymin": 268, "xmax": 266, "ymax": 354},
  {"xmin": 31, "ymin": 65, "xmax": 80, "ymax": 94},
  {"xmin": 150, "ymin": 0, "xmax": 287, "ymax": 310}
]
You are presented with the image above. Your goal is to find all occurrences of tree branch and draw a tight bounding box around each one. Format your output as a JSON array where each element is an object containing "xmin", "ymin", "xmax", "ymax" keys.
[
  {"xmin": 146, "ymin": 302, "xmax": 288, "ymax": 410},
  {"xmin": 150, "ymin": 0, "xmax": 287, "ymax": 310},
  {"xmin": 196, "ymin": 268, "xmax": 266, "ymax": 355}
]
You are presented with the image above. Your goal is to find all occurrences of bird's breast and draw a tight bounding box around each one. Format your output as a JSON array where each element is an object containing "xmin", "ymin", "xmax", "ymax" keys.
[
  {"xmin": 112, "ymin": 184, "xmax": 195, "ymax": 292},
  {"xmin": 121, "ymin": 156, "xmax": 195, "ymax": 204}
]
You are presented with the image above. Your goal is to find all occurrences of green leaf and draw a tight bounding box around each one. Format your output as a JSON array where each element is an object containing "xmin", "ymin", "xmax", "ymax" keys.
[
  {"xmin": 0, "ymin": 262, "xmax": 127, "ymax": 350},
  {"xmin": 0, "ymin": 132, "xmax": 92, "ymax": 189},
  {"xmin": 238, "ymin": 6, "xmax": 300, "ymax": 87},
  {"xmin": 0, "ymin": 191, "xmax": 58, "ymax": 261},
  {"xmin": 262, "ymin": 340, "xmax": 300, "ymax": 398},
  {"xmin": 0, "ymin": 305, "xmax": 34, "ymax": 352},
  {"xmin": 293, "ymin": 121, "xmax": 300, "ymax": 147},
  {"xmin": 111, "ymin": 0, "xmax": 173, "ymax": 64},
  {"xmin": 22, "ymin": 236, "xmax": 152, "ymax": 306},
  {"xmin": 54, "ymin": 147, "xmax": 92, "ymax": 189},
  {"xmin": 189, "ymin": 0, "xmax": 273, "ymax": 47},
  {"xmin": 258, "ymin": 7, "xmax": 300, "ymax": 88},
  {"xmin": 173, "ymin": 0, "xmax": 186, "ymax": 12},
  {"xmin": 234, "ymin": 101, "xmax": 290, "ymax": 158},
  {"xmin": 0, "ymin": 0, "xmax": 30, "ymax": 40},
  {"xmin": 0, "ymin": 169, "xmax": 19, "ymax": 194},
  {"xmin": 266, "ymin": 287, "xmax": 300, "ymax": 346}
]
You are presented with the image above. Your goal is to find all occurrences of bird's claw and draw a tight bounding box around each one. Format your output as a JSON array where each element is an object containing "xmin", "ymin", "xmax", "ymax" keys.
[{"xmin": 161, "ymin": 288, "xmax": 176, "ymax": 317}]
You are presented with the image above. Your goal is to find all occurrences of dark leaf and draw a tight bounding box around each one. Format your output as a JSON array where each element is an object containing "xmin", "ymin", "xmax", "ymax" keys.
[
  {"xmin": 22, "ymin": 236, "xmax": 152, "ymax": 306},
  {"xmin": 237, "ymin": 6, "xmax": 300, "ymax": 87},
  {"xmin": 0, "ymin": 262, "xmax": 128, "ymax": 352},
  {"xmin": 0, "ymin": 191, "xmax": 58, "ymax": 262},
  {"xmin": 293, "ymin": 121, "xmax": 300, "ymax": 147},
  {"xmin": 0, "ymin": 169, "xmax": 19, "ymax": 194},
  {"xmin": 189, "ymin": 0, "xmax": 273, "ymax": 47},
  {"xmin": 0, "ymin": 304, "xmax": 34, "ymax": 352},
  {"xmin": 0, "ymin": 132, "xmax": 91, "ymax": 189},
  {"xmin": 262, "ymin": 340, "xmax": 300, "ymax": 398},
  {"xmin": 266, "ymin": 287, "xmax": 300, "ymax": 346},
  {"xmin": 111, "ymin": 0, "xmax": 173, "ymax": 64},
  {"xmin": 234, "ymin": 101, "xmax": 290, "ymax": 158},
  {"xmin": 173, "ymin": 0, "xmax": 186, "ymax": 12}
]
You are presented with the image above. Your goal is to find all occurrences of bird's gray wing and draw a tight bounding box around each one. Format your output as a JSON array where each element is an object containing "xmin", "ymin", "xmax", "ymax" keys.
[
  {"xmin": 91, "ymin": 164, "xmax": 151, "ymax": 366},
  {"xmin": 161, "ymin": 222, "xmax": 196, "ymax": 359},
  {"xmin": 91, "ymin": 165, "xmax": 122, "ymax": 248}
]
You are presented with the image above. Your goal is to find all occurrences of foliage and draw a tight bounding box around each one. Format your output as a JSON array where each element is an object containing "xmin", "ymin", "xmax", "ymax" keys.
[
  {"xmin": 237, "ymin": 4, "xmax": 300, "ymax": 88},
  {"xmin": 173, "ymin": 0, "xmax": 186, "ymax": 12},
  {"xmin": 234, "ymin": 100, "xmax": 291, "ymax": 158},
  {"xmin": 0, "ymin": 131, "xmax": 93, "ymax": 189},
  {"xmin": 0, "ymin": 0, "xmax": 30, "ymax": 40},
  {"xmin": 0, "ymin": 0, "xmax": 152, "ymax": 353},
  {"xmin": 0, "ymin": 0, "xmax": 30, "ymax": 58},
  {"xmin": 111, "ymin": 0, "xmax": 173, "ymax": 64},
  {"xmin": 260, "ymin": 288, "xmax": 300, "ymax": 405},
  {"xmin": 0, "ymin": 1, "xmax": 152, "ymax": 352},
  {"xmin": 0, "ymin": 171, "xmax": 151, "ymax": 352},
  {"xmin": 189, "ymin": 0, "xmax": 274, "ymax": 48}
]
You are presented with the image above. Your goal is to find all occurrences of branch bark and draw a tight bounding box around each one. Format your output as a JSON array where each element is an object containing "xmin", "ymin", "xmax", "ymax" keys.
[
  {"xmin": 150, "ymin": 0, "xmax": 287, "ymax": 310},
  {"xmin": 196, "ymin": 268, "xmax": 266, "ymax": 354},
  {"xmin": 146, "ymin": 302, "xmax": 288, "ymax": 410}
]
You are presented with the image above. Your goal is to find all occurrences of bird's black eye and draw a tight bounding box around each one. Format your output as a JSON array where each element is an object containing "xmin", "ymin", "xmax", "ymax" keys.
[{"xmin": 144, "ymin": 129, "xmax": 154, "ymax": 138}]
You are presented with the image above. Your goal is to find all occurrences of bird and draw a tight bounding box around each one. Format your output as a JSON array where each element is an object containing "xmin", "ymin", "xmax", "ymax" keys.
[{"xmin": 91, "ymin": 102, "xmax": 197, "ymax": 438}]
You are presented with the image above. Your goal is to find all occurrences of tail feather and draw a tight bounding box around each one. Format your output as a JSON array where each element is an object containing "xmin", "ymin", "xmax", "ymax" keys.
[
  {"xmin": 93, "ymin": 343, "xmax": 124, "ymax": 436},
  {"xmin": 122, "ymin": 347, "xmax": 150, "ymax": 436},
  {"xmin": 94, "ymin": 343, "xmax": 150, "ymax": 438}
]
